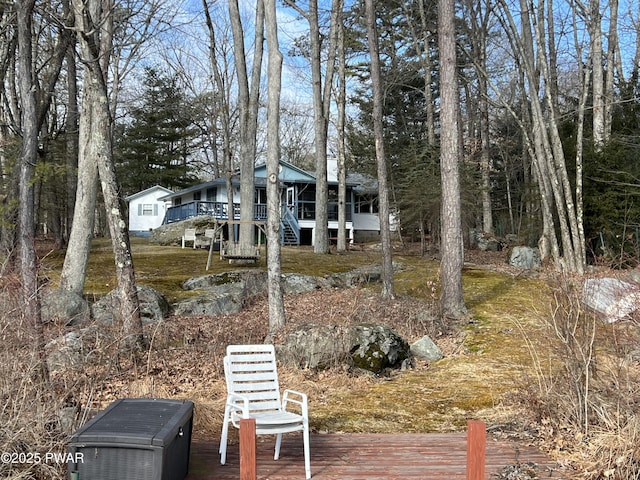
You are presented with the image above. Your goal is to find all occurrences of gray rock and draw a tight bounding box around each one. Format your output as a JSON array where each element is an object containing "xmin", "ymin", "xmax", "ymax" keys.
[
  {"xmin": 91, "ymin": 285, "xmax": 170, "ymax": 324},
  {"xmin": 282, "ymin": 273, "xmax": 330, "ymax": 294},
  {"xmin": 410, "ymin": 335, "xmax": 443, "ymax": 361},
  {"xmin": 149, "ymin": 217, "xmax": 218, "ymax": 246},
  {"xmin": 46, "ymin": 331, "xmax": 84, "ymax": 371},
  {"xmin": 41, "ymin": 288, "xmax": 90, "ymax": 325},
  {"xmin": 46, "ymin": 327, "xmax": 110, "ymax": 372},
  {"xmin": 173, "ymin": 283, "xmax": 246, "ymax": 316},
  {"xmin": 351, "ymin": 324, "xmax": 410, "ymax": 373},
  {"xmin": 278, "ymin": 323, "xmax": 410, "ymax": 374},
  {"xmin": 582, "ymin": 277, "xmax": 640, "ymax": 323},
  {"xmin": 508, "ymin": 246, "xmax": 541, "ymax": 269},
  {"xmin": 471, "ymin": 230, "xmax": 506, "ymax": 251},
  {"xmin": 182, "ymin": 269, "xmax": 266, "ymax": 291},
  {"xmin": 180, "ymin": 271, "xmax": 328, "ymax": 313},
  {"xmin": 326, "ymin": 263, "xmax": 401, "ymax": 288},
  {"xmin": 278, "ymin": 324, "xmax": 354, "ymax": 369}
]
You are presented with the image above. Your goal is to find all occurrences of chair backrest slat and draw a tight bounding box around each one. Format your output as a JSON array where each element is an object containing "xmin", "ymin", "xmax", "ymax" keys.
[{"xmin": 225, "ymin": 345, "xmax": 282, "ymax": 415}]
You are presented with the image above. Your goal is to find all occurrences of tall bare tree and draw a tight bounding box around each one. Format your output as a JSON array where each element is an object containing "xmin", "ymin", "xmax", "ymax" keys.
[
  {"xmin": 70, "ymin": 0, "xmax": 143, "ymax": 347},
  {"xmin": 202, "ymin": 0, "xmax": 234, "ymax": 181},
  {"xmin": 465, "ymin": 0, "xmax": 493, "ymax": 234},
  {"xmin": 438, "ymin": 0, "xmax": 466, "ymax": 318},
  {"xmin": 284, "ymin": 0, "xmax": 340, "ymax": 254},
  {"xmin": 335, "ymin": 0, "xmax": 347, "ymax": 253},
  {"xmin": 61, "ymin": 0, "xmax": 170, "ymax": 295},
  {"xmin": 202, "ymin": 0, "xmax": 238, "ymax": 239},
  {"xmin": 64, "ymin": 36, "xmax": 79, "ymax": 246},
  {"xmin": 15, "ymin": 0, "xmax": 70, "ymax": 375},
  {"xmin": 228, "ymin": 0, "xmax": 264, "ymax": 254},
  {"xmin": 264, "ymin": 0, "xmax": 286, "ymax": 332},
  {"xmin": 492, "ymin": 0, "xmax": 586, "ymax": 273},
  {"xmin": 364, "ymin": 0, "xmax": 394, "ymax": 299},
  {"xmin": 16, "ymin": 0, "xmax": 46, "ymax": 374}
]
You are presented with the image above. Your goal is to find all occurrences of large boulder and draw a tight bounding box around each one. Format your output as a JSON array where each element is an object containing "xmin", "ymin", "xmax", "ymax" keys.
[
  {"xmin": 278, "ymin": 323, "xmax": 410, "ymax": 374},
  {"xmin": 41, "ymin": 288, "xmax": 91, "ymax": 325},
  {"xmin": 277, "ymin": 324, "xmax": 354, "ymax": 369},
  {"xmin": 91, "ymin": 285, "xmax": 170, "ymax": 324},
  {"xmin": 45, "ymin": 326, "xmax": 109, "ymax": 372},
  {"xmin": 582, "ymin": 277, "xmax": 640, "ymax": 323},
  {"xmin": 149, "ymin": 217, "xmax": 218, "ymax": 246},
  {"xmin": 46, "ymin": 331, "xmax": 84, "ymax": 371},
  {"xmin": 282, "ymin": 273, "xmax": 331, "ymax": 294},
  {"xmin": 351, "ymin": 325, "xmax": 410, "ymax": 373},
  {"xmin": 508, "ymin": 246, "xmax": 541, "ymax": 269},
  {"xmin": 177, "ymin": 270, "xmax": 332, "ymax": 317},
  {"xmin": 173, "ymin": 283, "xmax": 246, "ymax": 316},
  {"xmin": 182, "ymin": 269, "xmax": 267, "ymax": 292}
]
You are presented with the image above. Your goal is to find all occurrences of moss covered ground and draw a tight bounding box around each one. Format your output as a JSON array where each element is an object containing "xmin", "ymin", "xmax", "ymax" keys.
[{"xmin": 41, "ymin": 239, "xmax": 546, "ymax": 435}]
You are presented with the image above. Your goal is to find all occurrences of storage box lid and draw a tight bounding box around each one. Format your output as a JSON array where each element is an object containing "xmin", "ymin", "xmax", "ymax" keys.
[{"xmin": 70, "ymin": 398, "xmax": 194, "ymax": 447}]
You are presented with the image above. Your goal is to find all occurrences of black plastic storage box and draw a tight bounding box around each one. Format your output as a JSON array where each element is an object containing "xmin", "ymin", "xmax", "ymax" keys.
[{"xmin": 68, "ymin": 398, "xmax": 193, "ymax": 480}]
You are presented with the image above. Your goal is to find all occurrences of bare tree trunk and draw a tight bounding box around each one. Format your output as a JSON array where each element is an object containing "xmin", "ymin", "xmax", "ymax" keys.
[
  {"xmin": 284, "ymin": 0, "xmax": 339, "ymax": 254},
  {"xmin": 229, "ymin": 0, "xmax": 264, "ymax": 253},
  {"xmin": 16, "ymin": 0, "xmax": 47, "ymax": 378},
  {"xmin": 590, "ymin": 0, "xmax": 605, "ymax": 150},
  {"xmin": 65, "ymin": 41, "xmax": 79, "ymax": 244},
  {"xmin": 336, "ymin": 0, "xmax": 347, "ymax": 253},
  {"xmin": 493, "ymin": 0, "xmax": 585, "ymax": 273},
  {"xmin": 365, "ymin": 0, "xmax": 394, "ymax": 300},
  {"xmin": 310, "ymin": 0, "xmax": 329, "ymax": 254},
  {"xmin": 203, "ymin": 0, "xmax": 234, "ymax": 194},
  {"xmin": 438, "ymin": 0, "xmax": 466, "ymax": 319},
  {"xmin": 264, "ymin": 0, "xmax": 285, "ymax": 332},
  {"xmin": 59, "ymin": 97, "xmax": 99, "ymax": 295},
  {"xmin": 466, "ymin": 0, "xmax": 493, "ymax": 234},
  {"xmin": 604, "ymin": 0, "xmax": 618, "ymax": 142},
  {"xmin": 72, "ymin": 0, "xmax": 143, "ymax": 348}
]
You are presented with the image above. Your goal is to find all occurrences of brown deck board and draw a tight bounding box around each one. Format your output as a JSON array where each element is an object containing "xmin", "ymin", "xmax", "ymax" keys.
[{"xmin": 186, "ymin": 433, "xmax": 575, "ymax": 479}]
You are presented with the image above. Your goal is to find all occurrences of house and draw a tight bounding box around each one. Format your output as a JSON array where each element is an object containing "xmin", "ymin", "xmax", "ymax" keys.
[
  {"xmin": 148, "ymin": 160, "xmax": 382, "ymax": 246},
  {"xmin": 125, "ymin": 185, "xmax": 173, "ymax": 236}
]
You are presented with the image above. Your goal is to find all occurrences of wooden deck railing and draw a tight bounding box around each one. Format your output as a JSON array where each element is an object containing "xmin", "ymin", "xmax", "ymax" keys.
[{"xmin": 237, "ymin": 419, "xmax": 488, "ymax": 480}]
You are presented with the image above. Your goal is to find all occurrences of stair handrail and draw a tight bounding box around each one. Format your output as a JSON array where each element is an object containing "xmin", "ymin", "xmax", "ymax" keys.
[{"xmin": 280, "ymin": 205, "xmax": 300, "ymax": 245}]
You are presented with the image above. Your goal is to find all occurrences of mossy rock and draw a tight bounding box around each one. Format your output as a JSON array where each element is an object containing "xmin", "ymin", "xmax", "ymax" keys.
[{"xmin": 350, "ymin": 324, "xmax": 410, "ymax": 374}]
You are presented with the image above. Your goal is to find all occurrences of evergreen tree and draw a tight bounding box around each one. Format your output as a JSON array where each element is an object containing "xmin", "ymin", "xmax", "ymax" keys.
[{"xmin": 115, "ymin": 68, "xmax": 199, "ymax": 195}]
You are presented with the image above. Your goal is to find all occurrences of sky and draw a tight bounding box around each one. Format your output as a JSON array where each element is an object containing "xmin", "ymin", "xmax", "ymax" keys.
[{"xmin": 159, "ymin": 0, "xmax": 320, "ymax": 107}]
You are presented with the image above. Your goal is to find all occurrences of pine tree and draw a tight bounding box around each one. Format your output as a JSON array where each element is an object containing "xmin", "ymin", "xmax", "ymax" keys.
[{"xmin": 116, "ymin": 68, "xmax": 199, "ymax": 195}]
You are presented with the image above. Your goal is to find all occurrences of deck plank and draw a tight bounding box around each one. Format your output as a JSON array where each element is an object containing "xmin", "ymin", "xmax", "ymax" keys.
[{"xmin": 186, "ymin": 433, "xmax": 575, "ymax": 479}]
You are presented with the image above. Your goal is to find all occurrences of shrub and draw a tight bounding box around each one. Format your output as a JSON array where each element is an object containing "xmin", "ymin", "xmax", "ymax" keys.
[{"xmin": 521, "ymin": 274, "xmax": 640, "ymax": 479}]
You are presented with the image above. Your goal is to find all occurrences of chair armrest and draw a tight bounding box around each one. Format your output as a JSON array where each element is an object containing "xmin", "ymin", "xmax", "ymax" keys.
[
  {"xmin": 282, "ymin": 389, "xmax": 308, "ymax": 418},
  {"xmin": 227, "ymin": 393, "xmax": 251, "ymax": 420}
]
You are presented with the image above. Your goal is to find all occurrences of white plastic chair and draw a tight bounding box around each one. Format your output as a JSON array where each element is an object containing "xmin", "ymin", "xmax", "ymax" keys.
[
  {"xmin": 219, "ymin": 344, "xmax": 311, "ymax": 479},
  {"xmin": 181, "ymin": 228, "xmax": 197, "ymax": 248}
]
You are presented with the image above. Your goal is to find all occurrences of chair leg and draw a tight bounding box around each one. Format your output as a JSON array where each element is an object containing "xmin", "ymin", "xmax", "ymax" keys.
[
  {"xmin": 303, "ymin": 423, "xmax": 311, "ymax": 479},
  {"xmin": 219, "ymin": 406, "xmax": 231, "ymax": 464},
  {"xmin": 274, "ymin": 433, "xmax": 283, "ymax": 460}
]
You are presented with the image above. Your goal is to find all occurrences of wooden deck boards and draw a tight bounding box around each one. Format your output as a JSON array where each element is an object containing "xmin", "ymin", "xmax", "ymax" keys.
[{"xmin": 186, "ymin": 433, "xmax": 575, "ymax": 479}]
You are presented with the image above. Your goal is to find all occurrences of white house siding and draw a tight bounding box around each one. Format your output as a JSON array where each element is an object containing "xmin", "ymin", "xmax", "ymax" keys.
[{"xmin": 126, "ymin": 186, "xmax": 172, "ymax": 235}]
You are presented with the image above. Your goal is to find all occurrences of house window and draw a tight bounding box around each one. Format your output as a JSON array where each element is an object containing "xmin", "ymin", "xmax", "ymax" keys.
[
  {"xmin": 193, "ymin": 191, "xmax": 201, "ymax": 201},
  {"xmin": 206, "ymin": 187, "xmax": 216, "ymax": 201},
  {"xmin": 355, "ymin": 194, "xmax": 378, "ymax": 214},
  {"xmin": 138, "ymin": 203, "xmax": 158, "ymax": 216}
]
